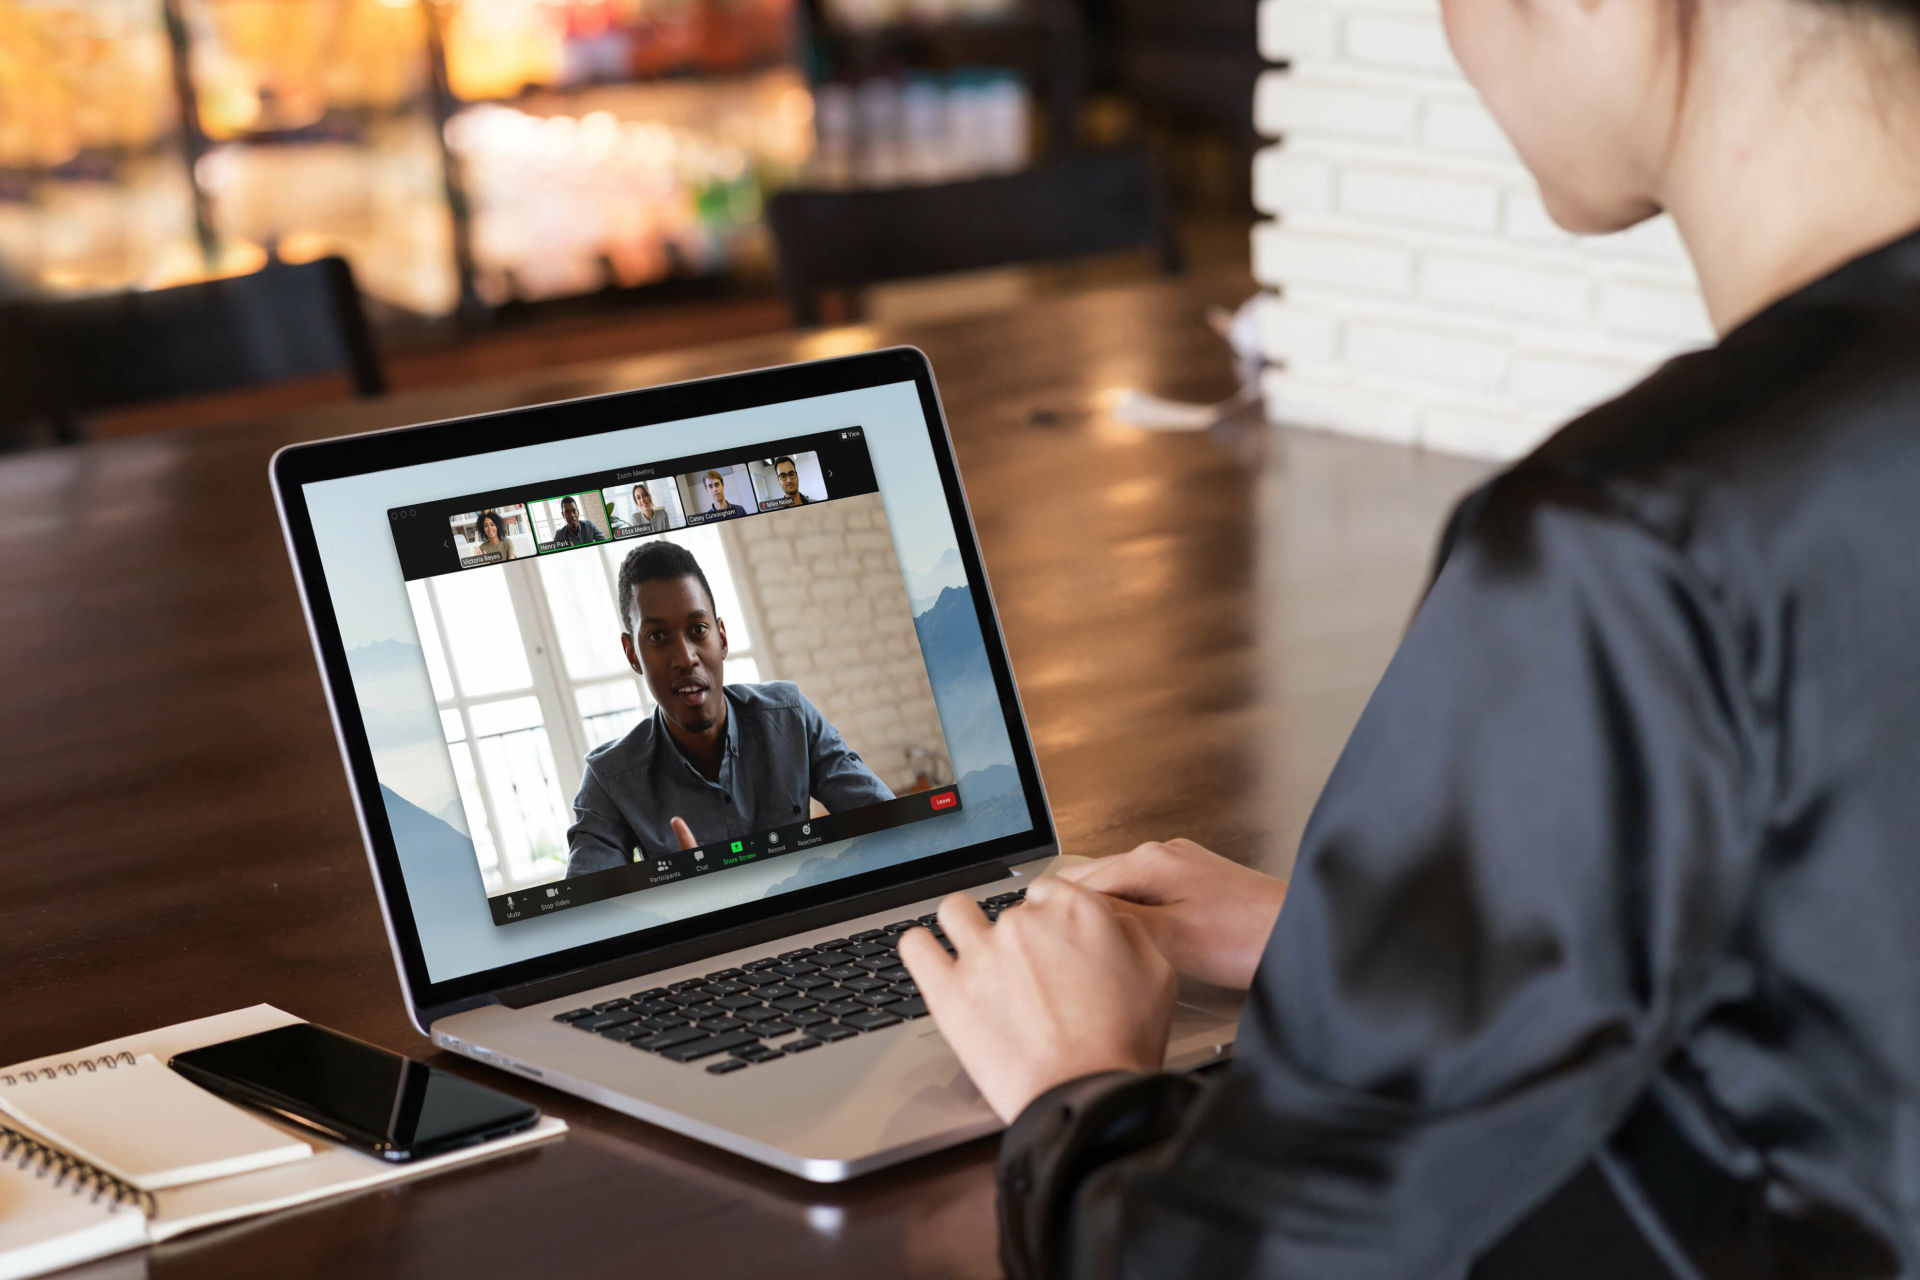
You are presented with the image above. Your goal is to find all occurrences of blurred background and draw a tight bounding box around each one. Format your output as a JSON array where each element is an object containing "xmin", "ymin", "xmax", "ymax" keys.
[{"xmin": 0, "ymin": 0, "xmax": 1257, "ymax": 441}]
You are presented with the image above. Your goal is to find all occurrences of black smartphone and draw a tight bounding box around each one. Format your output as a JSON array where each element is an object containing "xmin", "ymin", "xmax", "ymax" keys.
[{"xmin": 170, "ymin": 1024, "xmax": 539, "ymax": 1162}]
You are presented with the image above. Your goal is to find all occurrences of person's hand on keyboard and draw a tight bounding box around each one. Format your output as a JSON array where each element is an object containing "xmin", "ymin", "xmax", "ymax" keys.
[
  {"xmin": 899, "ymin": 877, "xmax": 1175, "ymax": 1123},
  {"xmin": 1052, "ymin": 838, "xmax": 1287, "ymax": 990}
]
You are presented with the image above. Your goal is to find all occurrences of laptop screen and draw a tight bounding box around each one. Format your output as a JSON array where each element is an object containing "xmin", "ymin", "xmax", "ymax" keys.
[{"xmin": 298, "ymin": 376, "xmax": 1033, "ymax": 986}]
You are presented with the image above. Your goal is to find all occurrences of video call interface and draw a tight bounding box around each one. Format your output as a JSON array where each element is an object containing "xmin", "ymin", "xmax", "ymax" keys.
[{"xmin": 387, "ymin": 428, "xmax": 962, "ymax": 926}]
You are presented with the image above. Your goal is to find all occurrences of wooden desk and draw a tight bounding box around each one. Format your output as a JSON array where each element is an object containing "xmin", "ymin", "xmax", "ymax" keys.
[{"xmin": 0, "ymin": 273, "xmax": 1491, "ymax": 1279}]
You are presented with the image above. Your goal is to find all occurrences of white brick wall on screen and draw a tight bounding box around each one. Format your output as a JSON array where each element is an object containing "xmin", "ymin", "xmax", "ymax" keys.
[
  {"xmin": 723, "ymin": 497, "xmax": 949, "ymax": 795},
  {"xmin": 1252, "ymin": 0, "xmax": 1717, "ymax": 460}
]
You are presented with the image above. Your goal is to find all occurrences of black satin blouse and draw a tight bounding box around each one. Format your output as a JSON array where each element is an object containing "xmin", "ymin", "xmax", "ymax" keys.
[{"xmin": 997, "ymin": 225, "xmax": 1920, "ymax": 1279}]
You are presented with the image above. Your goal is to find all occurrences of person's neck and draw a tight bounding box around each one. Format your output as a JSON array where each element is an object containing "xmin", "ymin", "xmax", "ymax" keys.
[
  {"xmin": 666, "ymin": 697, "xmax": 728, "ymax": 779},
  {"xmin": 1661, "ymin": 9, "xmax": 1920, "ymax": 335}
]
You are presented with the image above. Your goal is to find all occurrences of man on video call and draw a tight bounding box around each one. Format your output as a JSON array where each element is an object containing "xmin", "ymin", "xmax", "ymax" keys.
[
  {"xmin": 771, "ymin": 456, "xmax": 820, "ymax": 507},
  {"xmin": 565, "ymin": 540, "xmax": 893, "ymax": 875},
  {"xmin": 699, "ymin": 470, "xmax": 747, "ymax": 521},
  {"xmin": 549, "ymin": 495, "xmax": 606, "ymax": 547}
]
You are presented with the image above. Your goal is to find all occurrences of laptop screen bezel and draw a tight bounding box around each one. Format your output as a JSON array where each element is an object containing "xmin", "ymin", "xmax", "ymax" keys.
[{"xmin": 272, "ymin": 347, "xmax": 1056, "ymax": 1015}]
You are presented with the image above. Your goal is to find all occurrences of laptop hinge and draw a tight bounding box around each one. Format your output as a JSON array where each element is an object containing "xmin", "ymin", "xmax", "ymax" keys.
[{"xmin": 493, "ymin": 858, "xmax": 1018, "ymax": 1010}]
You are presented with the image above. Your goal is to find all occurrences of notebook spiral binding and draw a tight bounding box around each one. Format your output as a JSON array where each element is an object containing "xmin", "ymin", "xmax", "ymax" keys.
[
  {"xmin": 0, "ymin": 1122, "xmax": 157, "ymax": 1218},
  {"xmin": 0, "ymin": 1050, "xmax": 137, "ymax": 1088}
]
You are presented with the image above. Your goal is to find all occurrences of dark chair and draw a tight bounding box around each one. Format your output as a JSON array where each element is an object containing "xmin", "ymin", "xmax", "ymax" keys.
[
  {"xmin": 0, "ymin": 255, "xmax": 386, "ymax": 447},
  {"xmin": 766, "ymin": 146, "xmax": 1184, "ymax": 326}
]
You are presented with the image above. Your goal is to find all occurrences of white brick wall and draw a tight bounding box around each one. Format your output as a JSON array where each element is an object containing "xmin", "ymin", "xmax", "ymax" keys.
[
  {"xmin": 723, "ymin": 496, "xmax": 949, "ymax": 794},
  {"xmin": 1252, "ymin": 0, "xmax": 1714, "ymax": 460}
]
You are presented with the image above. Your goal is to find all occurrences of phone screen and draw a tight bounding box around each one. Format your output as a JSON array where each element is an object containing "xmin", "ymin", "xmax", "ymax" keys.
[{"xmin": 171, "ymin": 1025, "xmax": 537, "ymax": 1160}]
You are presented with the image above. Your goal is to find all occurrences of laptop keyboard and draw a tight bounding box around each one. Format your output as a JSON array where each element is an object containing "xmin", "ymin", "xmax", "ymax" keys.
[{"xmin": 552, "ymin": 889, "xmax": 1026, "ymax": 1074}]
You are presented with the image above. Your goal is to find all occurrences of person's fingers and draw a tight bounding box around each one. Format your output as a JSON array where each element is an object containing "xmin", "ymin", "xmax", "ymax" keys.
[
  {"xmin": 670, "ymin": 816, "xmax": 697, "ymax": 850},
  {"xmin": 898, "ymin": 927, "xmax": 954, "ymax": 989},
  {"xmin": 1052, "ymin": 844, "xmax": 1182, "ymax": 904},
  {"xmin": 936, "ymin": 892, "xmax": 992, "ymax": 952}
]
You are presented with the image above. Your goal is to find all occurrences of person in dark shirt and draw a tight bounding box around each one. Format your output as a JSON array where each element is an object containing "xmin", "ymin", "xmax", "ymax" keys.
[
  {"xmin": 697, "ymin": 470, "xmax": 746, "ymax": 521},
  {"xmin": 772, "ymin": 456, "xmax": 820, "ymax": 507},
  {"xmin": 897, "ymin": 0, "xmax": 1920, "ymax": 1273},
  {"xmin": 548, "ymin": 495, "xmax": 606, "ymax": 547},
  {"xmin": 565, "ymin": 539, "xmax": 890, "ymax": 875}
]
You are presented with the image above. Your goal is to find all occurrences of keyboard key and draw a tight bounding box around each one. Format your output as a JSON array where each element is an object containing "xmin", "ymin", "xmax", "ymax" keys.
[
  {"xmin": 809, "ymin": 951, "xmax": 854, "ymax": 967},
  {"xmin": 814, "ymin": 1025, "xmax": 859, "ymax": 1042},
  {"xmin": 854, "ymin": 991, "xmax": 902, "ymax": 1007},
  {"xmin": 842, "ymin": 976, "xmax": 886, "ymax": 992},
  {"xmin": 633, "ymin": 1025, "xmax": 710, "ymax": 1052},
  {"xmin": 715, "ymin": 993, "xmax": 761, "ymax": 1011},
  {"xmin": 893, "ymin": 998, "xmax": 929, "ymax": 1019},
  {"xmin": 591, "ymin": 999, "xmax": 631, "ymax": 1012},
  {"xmin": 824, "ymin": 999, "xmax": 866, "ymax": 1017},
  {"xmin": 772, "ymin": 961, "xmax": 820, "ymax": 977},
  {"xmin": 698, "ymin": 1016, "xmax": 746, "ymax": 1032},
  {"xmin": 889, "ymin": 983, "xmax": 919, "ymax": 999},
  {"xmin": 817, "ymin": 938, "xmax": 852, "ymax": 950},
  {"xmin": 738, "ymin": 1046, "xmax": 784, "ymax": 1063},
  {"xmin": 854, "ymin": 956, "xmax": 893, "ymax": 972},
  {"xmin": 703, "ymin": 981, "xmax": 748, "ymax": 997},
  {"xmin": 554, "ymin": 1008, "xmax": 596, "ymax": 1023},
  {"xmin": 743, "ymin": 958, "xmax": 782, "ymax": 971},
  {"xmin": 736, "ymin": 1005, "xmax": 783, "ymax": 1023},
  {"xmin": 778, "ymin": 948, "xmax": 817, "ymax": 960},
  {"xmin": 820, "ymin": 965, "xmax": 864, "ymax": 981},
  {"xmin": 631, "ymin": 988, "xmax": 670, "ymax": 1002},
  {"xmin": 756, "ymin": 1022, "xmax": 801, "ymax": 1038},
  {"xmin": 635, "ymin": 1000, "xmax": 678, "ymax": 1017},
  {"xmin": 663, "ymin": 1030, "xmax": 760, "ymax": 1062},
  {"xmin": 783, "ymin": 1038, "xmax": 823, "ymax": 1053},
  {"xmin": 788, "ymin": 1010, "xmax": 831, "ymax": 1027},
  {"xmin": 846, "ymin": 942, "xmax": 889, "ymax": 957},
  {"xmin": 600, "ymin": 1023, "xmax": 652, "ymax": 1042},
  {"xmin": 669, "ymin": 978, "xmax": 707, "ymax": 991},
  {"xmin": 639, "ymin": 1016, "xmax": 689, "ymax": 1032},
  {"xmin": 883, "ymin": 922, "xmax": 915, "ymax": 935},
  {"xmin": 665, "ymin": 991, "xmax": 711, "ymax": 1007},
  {"xmin": 578, "ymin": 1010, "xmax": 645, "ymax": 1032},
  {"xmin": 789, "ymin": 974, "xmax": 834, "ymax": 991},
  {"xmin": 704, "ymin": 968, "xmax": 744, "ymax": 982},
  {"xmin": 850, "ymin": 929, "xmax": 885, "ymax": 941},
  {"xmin": 879, "ymin": 966, "xmax": 912, "ymax": 983},
  {"xmin": 769, "ymin": 995, "xmax": 819, "ymax": 1013},
  {"xmin": 916, "ymin": 914, "xmax": 939, "ymax": 926},
  {"xmin": 740, "ymin": 970, "xmax": 786, "ymax": 988},
  {"xmin": 707, "ymin": 1058, "xmax": 750, "ymax": 1074},
  {"xmin": 841, "ymin": 1010, "xmax": 903, "ymax": 1031}
]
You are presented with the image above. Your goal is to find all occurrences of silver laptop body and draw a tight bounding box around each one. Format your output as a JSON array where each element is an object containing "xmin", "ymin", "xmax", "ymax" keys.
[{"xmin": 271, "ymin": 348, "xmax": 1240, "ymax": 1181}]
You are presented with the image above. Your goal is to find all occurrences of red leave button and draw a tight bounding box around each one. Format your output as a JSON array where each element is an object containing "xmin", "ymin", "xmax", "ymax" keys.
[{"xmin": 930, "ymin": 791, "xmax": 958, "ymax": 811}]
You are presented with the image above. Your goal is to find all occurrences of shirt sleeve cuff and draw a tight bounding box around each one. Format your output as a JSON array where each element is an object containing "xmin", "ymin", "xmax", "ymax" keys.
[{"xmin": 997, "ymin": 1070, "xmax": 1206, "ymax": 1280}]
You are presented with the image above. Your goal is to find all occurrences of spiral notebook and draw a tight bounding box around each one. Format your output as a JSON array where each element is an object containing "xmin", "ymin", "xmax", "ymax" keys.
[{"xmin": 0, "ymin": 1006, "xmax": 566, "ymax": 1280}]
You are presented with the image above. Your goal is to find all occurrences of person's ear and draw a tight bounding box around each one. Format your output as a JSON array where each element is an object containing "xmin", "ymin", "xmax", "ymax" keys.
[
  {"xmin": 621, "ymin": 631, "xmax": 643, "ymax": 676},
  {"xmin": 716, "ymin": 615, "xmax": 729, "ymax": 660}
]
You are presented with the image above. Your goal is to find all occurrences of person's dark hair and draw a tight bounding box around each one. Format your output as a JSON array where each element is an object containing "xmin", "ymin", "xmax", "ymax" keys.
[
  {"xmin": 616, "ymin": 539, "xmax": 716, "ymax": 634},
  {"xmin": 475, "ymin": 510, "xmax": 503, "ymax": 542},
  {"xmin": 772, "ymin": 456, "xmax": 795, "ymax": 470},
  {"xmin": 561, "ymin": 495, "xmax": 578, "ymax": 509}
]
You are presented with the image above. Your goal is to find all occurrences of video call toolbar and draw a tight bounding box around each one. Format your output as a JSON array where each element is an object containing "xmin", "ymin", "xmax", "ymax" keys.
[
  {"xmin": 488, "ymin": 786, "xmax": 962, "ymax": 925},
  {"xmin": 387, "ymin": 427, "xmax": 877, "ymax": 582}
]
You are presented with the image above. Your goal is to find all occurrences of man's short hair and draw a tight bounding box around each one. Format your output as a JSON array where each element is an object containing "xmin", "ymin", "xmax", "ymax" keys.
[
  {"xmin": 616, "ymin": 540, "xmax": 715, "ymax": 635},
  {"xmin": 772, "ymin": 456, "xmax": 795, "ymax": 470},
  {"xmin": 561, "ymin": 495, "xmax": 578, "ymax": 509}
]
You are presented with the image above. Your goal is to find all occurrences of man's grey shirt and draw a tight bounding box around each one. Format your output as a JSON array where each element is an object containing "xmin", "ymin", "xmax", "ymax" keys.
[
  {"xmin": 565, "ymin": 681, "xmax": 893, "ymax": 876},
  {"xmin": 550, "ymin": 519, "xmax": 605, "ymax": 546}
]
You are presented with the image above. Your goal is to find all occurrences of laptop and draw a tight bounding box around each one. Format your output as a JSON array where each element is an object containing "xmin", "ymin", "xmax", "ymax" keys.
[{"xmin": 270, "ymin": 347, "xmax": 1240, "ymax": 1181}]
